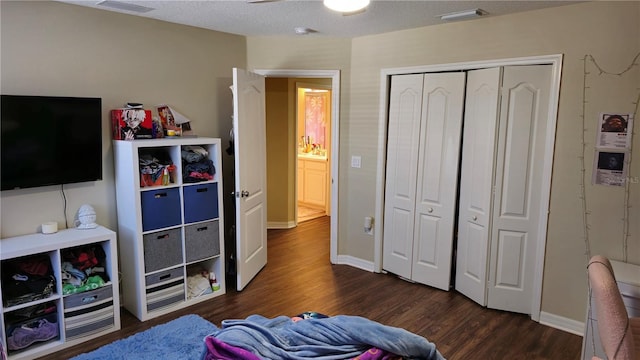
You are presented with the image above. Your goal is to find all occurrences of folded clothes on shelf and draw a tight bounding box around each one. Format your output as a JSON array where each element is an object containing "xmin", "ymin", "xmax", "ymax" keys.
[{"xmin": 1, "ymin": 256, "xmax": 55, "ymax": 307}]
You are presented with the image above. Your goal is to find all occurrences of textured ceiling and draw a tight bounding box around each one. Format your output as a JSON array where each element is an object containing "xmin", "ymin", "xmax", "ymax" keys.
[{"xmin": 56, "ymin": 0, "xmax": 584, "ymax": 38}]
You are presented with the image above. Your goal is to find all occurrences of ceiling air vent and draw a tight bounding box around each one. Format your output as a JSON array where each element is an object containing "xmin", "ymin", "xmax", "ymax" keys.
[
  {"xmin": 96, "ymin": 1, "xmax": 155, "ymax": 13},
  {"xmin": 439, "ymin": 8, "xmax": 487, "ymax": 21}
]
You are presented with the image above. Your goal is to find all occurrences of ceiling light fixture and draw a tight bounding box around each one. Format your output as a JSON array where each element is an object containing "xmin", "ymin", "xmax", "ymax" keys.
[
  {"xmin": 323, "ymin": 0, "xmax": 370, "ymax": 13},
  {"xmin": 294, "ymin": 27, "xmax": 314, "ymax": 35},
  {"xmin": 439, "ymin": 8, "xmax": 486, "ymax": 21}
]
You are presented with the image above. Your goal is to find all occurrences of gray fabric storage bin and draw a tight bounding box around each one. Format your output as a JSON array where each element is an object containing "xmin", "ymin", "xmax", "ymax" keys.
[
  {"xmin": 63, "ymin": 285, "xmax": 114, "ymax": 340},
  {"xmin": 145, "ymin": 267, "xmax": 184, "ymax": 312},
  {"xmin": 143, "ymin": 228, "xmax": 183, "ymax": 273},
  {"xmin": 184, "ymin": 220, "xmax": 220, "ymax": 263}
]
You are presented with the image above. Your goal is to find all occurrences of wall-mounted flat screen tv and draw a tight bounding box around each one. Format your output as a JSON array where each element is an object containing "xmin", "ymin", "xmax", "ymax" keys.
[{"xmin": 1, "ymin": 95, "xmax": 103, "ymax": 191}]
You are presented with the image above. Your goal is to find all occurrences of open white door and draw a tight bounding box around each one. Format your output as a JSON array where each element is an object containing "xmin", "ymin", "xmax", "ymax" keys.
[{"xmin": 232, "ymin": 68, "xmax": 267, "ymax": 291}]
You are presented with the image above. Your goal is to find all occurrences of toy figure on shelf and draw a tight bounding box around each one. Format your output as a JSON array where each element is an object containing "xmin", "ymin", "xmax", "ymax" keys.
[{"xmin": 75, "ymin": 204, "xmax": 98, "ymax": 229}]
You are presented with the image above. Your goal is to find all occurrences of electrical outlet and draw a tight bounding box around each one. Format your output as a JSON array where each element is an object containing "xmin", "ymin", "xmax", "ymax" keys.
[
  {"xmin": 351, "ymin": 156, "xmax": 361, "ymax": 168},
  {"xmin": 364, "ymin": 216, "xmax": 373, "ymax": 235}
]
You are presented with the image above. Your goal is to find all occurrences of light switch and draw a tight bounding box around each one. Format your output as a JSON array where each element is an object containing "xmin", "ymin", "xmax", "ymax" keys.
[{"xmin": 351, "ymin": 156, "xmax": 361, "ymax": 168}]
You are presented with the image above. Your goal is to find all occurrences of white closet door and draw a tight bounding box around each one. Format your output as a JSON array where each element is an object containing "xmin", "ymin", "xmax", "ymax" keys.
[
  {"xmin": 411, "ymin": 72, "xmax": 465, "ymax": 290},
  {"xmin": 487, "ymin": 65, "xmax": 552, "ymax": 314},
  {"xmin": 455, "ymin": 67, "xmax": 502, "ymax": 304},
  {"xmin": 383, "ymin": 74, "xmax": 424, "ymax": 279}
]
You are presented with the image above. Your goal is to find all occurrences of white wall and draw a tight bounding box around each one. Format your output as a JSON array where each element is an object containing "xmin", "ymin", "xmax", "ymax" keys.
[{"xmin": 0, "ymin": 1, "xmax": 246, "ymax": 238}]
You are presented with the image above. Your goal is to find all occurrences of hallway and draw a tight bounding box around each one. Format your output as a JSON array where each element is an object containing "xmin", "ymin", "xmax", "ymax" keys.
[{"xmin": 297, "ymin": 204, "xmax": 326, "ymax": 223}]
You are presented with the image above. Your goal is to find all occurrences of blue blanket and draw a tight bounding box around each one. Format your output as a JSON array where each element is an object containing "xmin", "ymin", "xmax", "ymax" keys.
[{"xmin": 203, "ymin": 315, "xmax": 445, "ymax": 360}]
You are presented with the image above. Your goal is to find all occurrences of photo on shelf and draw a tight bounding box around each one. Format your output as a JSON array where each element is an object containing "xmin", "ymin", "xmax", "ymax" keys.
[
  {"xmin": 156, "ymin": 104, "xmax": 195, "ymax": 137},
  {"xmin": 111, "ymin": 108, "xmax": 155, "ymax": 140}
]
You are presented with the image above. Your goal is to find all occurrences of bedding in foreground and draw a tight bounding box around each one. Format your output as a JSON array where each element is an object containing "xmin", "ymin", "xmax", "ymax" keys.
[{"xmin": 202, "ymin": 314, "xmax": 445, "ymax": 360}]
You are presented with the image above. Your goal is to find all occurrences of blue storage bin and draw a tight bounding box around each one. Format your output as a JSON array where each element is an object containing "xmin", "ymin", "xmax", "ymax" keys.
[
  {"xmin": 141, "ymin": 188, "xmax": 182, "ymax": 231},
  {"xmin": 183, "ymin": 183, "xmax": 218, "ymax": 223}
]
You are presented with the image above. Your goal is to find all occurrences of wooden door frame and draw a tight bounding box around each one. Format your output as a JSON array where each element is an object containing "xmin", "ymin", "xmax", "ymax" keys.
[
  {"xmin": 254, "ymin": 69, "xmax": 340, "ymax": 265},
  {"xmin": 374, "ymin": 54, "xmax": 563, "ymax": 321}
]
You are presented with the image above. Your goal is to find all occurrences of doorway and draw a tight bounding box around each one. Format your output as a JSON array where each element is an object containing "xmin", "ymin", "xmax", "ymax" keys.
[
  {"xmin": 256, "ymin": 69, "xmax": 340, "ymax": 265},
  {"xmin": 296, "ymin": 82, "xmax": 331, "ymax": 223}
]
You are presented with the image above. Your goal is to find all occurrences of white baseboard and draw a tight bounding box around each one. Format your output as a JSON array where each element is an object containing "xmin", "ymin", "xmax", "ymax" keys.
[
  {"xmin": 539, "ymin": 311, "xmax": 584, "ymax": 336},
  {"xmin": 267, "ymin": 221, "xmax": 295, "ymax": 229},
  {"xmin": 335, "ymin": 255, "xmax": 374, "ymax": 272}
]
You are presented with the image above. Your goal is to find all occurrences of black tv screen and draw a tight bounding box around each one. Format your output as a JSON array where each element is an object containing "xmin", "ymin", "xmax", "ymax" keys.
[{"xmin": 1, "ymin": 95, "xmax": 103, "ymax": 191}]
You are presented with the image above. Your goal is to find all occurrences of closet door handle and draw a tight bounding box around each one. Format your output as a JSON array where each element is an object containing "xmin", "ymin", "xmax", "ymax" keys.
[
  {"xmin": 427, "ymin": 208, "xmax": 433, "ymax": 213},
  {"xmin": 472, "ymin": 216, "xmax": 478, "ymax": 221}
]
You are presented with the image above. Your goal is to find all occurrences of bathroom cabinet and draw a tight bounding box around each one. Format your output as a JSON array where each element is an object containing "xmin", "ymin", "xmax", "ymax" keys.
[{"xmin": 297, "ymin": 155, "xmax": 328, "ymax": 210}]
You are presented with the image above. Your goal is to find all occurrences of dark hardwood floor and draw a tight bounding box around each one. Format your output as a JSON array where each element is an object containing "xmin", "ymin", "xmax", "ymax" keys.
[{"xmin": 43, "ymin": 216, "xmax": 582, "ymax": 359}]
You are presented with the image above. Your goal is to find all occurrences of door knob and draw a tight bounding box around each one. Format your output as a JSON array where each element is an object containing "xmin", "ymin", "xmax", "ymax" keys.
[
  {"xmin": 427, "ymin": 208, "xmax": 433, "ymax": 213},
  {"xmin": 233, "ymin": 191, "xmax": 250, "ymax": 198},
  {"xmin": 472, "ymin": 216, "xmax": 478, "ymax": 221}
]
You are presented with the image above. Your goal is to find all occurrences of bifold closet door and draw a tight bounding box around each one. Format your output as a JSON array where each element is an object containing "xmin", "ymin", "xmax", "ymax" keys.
[
  {"xmin": 383, "ymin": 74, "xmax": 424, "ymax": 280},
  {"xmin": 487, "ymin": 65, "xmax": 552, "ymax": 314},
  {"xmin": 455, "ymin": 67, "xmax": 502, "ymax": 305},
  {"xmin": 455, "ymin": 65, "xmax": 552, "ymax": 315},
  {"xmin": 383, "ymin": 72, "xmax": 465, "ymax": 291}
]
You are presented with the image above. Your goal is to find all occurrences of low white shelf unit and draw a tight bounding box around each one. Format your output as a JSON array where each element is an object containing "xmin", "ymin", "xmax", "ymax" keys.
[{"xmin": 0, "ymin": 226, "xmax": 120, "ymax": 360}]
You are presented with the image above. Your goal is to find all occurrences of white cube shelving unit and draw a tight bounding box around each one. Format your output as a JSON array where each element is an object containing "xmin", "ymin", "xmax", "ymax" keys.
[
  {"xmin": 113, "ymin": 137, "xmax": 225, "ymax": 321},
  {"xmin": 0, "ymin": 226, "xmax": 120, "ymax": 360}
]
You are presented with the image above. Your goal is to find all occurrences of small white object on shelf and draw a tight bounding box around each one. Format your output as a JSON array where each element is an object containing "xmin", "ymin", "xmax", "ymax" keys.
[
  {"xmin": 75, "ymin": 204, "xmax": 98, "ymax": 229},
  {"xmin": 41, "ymin": 221, "xmax": 58, "ymax": 234}
]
